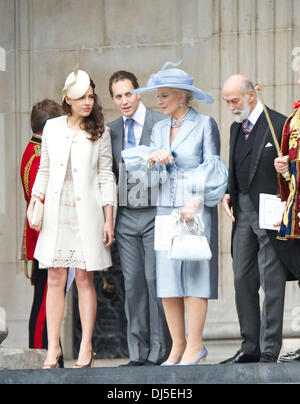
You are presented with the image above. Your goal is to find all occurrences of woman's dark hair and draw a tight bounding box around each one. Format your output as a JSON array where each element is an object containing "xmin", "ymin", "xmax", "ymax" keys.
[
  {"xmin": 31, "ymin": 99, "xmax": 63, "ymax": 134},
  {"xmin": 62, "ymin": 79, "xmax": 105, "ymax": 141}
]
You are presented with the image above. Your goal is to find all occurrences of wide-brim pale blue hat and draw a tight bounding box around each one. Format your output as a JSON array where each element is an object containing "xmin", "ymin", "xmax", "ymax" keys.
[{"xmin": 131, "ymin": 60, "xmax": 214, "ymax": 104}]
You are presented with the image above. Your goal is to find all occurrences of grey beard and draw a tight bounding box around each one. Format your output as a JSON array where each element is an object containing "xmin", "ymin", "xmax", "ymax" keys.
[{"xmin": 232, "ymin": 101, "xmax": 251, "ymax": 123}]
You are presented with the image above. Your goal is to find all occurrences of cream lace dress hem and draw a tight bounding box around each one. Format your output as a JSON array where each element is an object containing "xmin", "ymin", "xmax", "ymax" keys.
[{"xmin": 38, "ymin": 155, "xmax": 87, "ymax": 270}]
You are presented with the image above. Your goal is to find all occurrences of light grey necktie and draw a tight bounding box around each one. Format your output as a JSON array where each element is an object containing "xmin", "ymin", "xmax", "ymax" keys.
[{"xmin": 126, "ymin": 118, "xmax": 136, "ymax": 149}]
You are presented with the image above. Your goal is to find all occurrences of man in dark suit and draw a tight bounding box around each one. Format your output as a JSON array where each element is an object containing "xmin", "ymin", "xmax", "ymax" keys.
[
  {"xmin": 221, "ymin": 74, "xmax": 288, "ymax": 364},
  {"xmin": 107, "ymin": 71, "xmax": 170, "ymax": 366}
]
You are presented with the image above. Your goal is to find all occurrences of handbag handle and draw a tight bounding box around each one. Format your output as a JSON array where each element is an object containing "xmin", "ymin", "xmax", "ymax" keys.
[{"xmin": 171, "ymin": 209, "xmax": 204, "ymax": 235}]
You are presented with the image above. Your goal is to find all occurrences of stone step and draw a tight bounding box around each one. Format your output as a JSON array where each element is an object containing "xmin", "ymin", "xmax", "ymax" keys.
[
  {"xmin": 1, "ymin": 338, "xmax": 299, "ymax": 370},
  {"xmin": 0, "ymin": 347, "xmax": 46, "ymax": 370},
  {"xmin": 1, "ymin": 362, "xmax": 300, "ymax": 385}
]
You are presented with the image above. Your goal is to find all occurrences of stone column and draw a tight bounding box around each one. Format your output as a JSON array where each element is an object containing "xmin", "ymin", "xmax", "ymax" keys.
[{"xmin": 0, "ymin": 307, "xmax": 8, "ymax": 345}]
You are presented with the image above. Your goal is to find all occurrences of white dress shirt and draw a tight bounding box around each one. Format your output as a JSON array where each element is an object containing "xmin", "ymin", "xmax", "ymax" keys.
[
  {"xmin": 248, "ymin": 100, "xmax": 264, "ymax": 131},
  {"xmin": 122, "ymin": 102, "xmax": 146, "ymax": 146}
]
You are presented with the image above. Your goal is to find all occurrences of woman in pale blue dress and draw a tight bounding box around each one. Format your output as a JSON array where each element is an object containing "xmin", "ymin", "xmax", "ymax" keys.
[{"xmin": 122, "ymin": 61, "xmax": 228, "ymax": 365}]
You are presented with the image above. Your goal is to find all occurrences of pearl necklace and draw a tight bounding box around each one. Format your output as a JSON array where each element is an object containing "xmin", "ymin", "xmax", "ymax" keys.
[{"xmin": 171, "ymin": 108, "xmax": 190, "ymax": 128}]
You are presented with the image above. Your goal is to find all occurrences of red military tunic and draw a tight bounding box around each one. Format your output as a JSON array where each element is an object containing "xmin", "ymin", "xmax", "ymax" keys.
[
  {"xmin": 20, "ymin": 134, "xmax": 42, "ymax": 260},
  {"xmin": 20, "ymin": 134, "xmax": 49, "ymax": 350},
  {"xmin": 278, "ymin": 103, "xmax": 300, "ymax": 239}
]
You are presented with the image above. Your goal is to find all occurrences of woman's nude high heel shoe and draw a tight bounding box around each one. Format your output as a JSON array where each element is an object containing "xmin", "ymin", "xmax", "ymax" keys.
[
  {"xmin": 42, "ymin": 350, "xmax": 63, "ymax": 370},
  {"xmin": 73, "ymin": 352, "xmax": 96, "ymax": 369}
]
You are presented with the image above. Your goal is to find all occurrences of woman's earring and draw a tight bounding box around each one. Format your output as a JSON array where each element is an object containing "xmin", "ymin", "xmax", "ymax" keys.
[{"xmin": 179, "ymin": 103, "xmax": 183, "ymax": 108}]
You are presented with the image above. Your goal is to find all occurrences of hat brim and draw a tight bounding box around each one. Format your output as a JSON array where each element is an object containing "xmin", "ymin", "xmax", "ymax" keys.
[{"xmin": 131, "ymin": 84, "xmax": 214, "ymax": 104}]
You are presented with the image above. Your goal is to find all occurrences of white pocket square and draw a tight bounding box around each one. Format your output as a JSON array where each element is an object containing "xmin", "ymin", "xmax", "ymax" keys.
[{"xmin": 265, "ymin": 142, "xmax": 273, "ymax": 148}]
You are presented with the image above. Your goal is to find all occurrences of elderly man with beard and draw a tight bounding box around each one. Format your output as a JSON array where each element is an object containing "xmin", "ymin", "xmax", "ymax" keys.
[{"xmin": 221, "ymin": 74, "xmax": 288, "ymax": 364}]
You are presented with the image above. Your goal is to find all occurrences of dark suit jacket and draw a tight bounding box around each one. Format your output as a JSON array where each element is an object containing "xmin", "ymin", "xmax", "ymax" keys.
[
  {"xmin": 228, "ymin": 107, "xmax": 286, "ymax": 218},
  {"xmin": 107, "ymin": 107, "xmax": 164, "ymax": 208},
  {"xmin": 228, "ymin": 107, "xmax": 300, "ymax": 280}
]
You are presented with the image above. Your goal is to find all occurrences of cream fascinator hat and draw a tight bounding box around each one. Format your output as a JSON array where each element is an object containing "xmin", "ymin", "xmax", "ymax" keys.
[
  {"xmin": 62, "ymin": 65, "xmax": 91, "ymax": 101},
  {"xmin": 131, "ymin": 60, "xmax": 214, "ymax": 104}
]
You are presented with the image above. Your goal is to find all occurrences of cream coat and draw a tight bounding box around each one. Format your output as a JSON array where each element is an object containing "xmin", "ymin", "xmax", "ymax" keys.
[{"xmin": 32, "ymin": 115, "xmax": 116, "ymax": 271}]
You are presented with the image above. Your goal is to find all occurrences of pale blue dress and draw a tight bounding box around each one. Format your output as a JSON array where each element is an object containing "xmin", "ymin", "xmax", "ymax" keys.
[{"xmin": 121, "ymin": 108, "xmax": 228, "ymax": 298}]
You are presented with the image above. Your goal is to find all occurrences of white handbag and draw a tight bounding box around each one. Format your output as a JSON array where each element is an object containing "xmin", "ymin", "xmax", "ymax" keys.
[{"xmin": 168, "ymin": 210, "xmax": 212, "ymax": 262}]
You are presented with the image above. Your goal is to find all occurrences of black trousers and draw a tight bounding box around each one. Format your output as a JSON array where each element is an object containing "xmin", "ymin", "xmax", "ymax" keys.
[
  {"xmin": 29, "ymin": 260, "xmax": 48, "ymax": 349},
  {"xmin": 232, "ymin": 194, "xmax": 287, "ymax": 357},
  {"xmin": 28, "ymin": 260, "xmax": 64, "ymax": 368}
]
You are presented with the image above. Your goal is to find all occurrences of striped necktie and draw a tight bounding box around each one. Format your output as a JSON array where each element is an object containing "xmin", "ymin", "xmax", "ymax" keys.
[{"xmin": 242, "ymin": 119, "xmax": 251, "ymax": 140}]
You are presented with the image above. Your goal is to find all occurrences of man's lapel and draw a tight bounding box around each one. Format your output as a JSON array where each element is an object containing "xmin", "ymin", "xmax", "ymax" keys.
[
  {"xmin": 248, "ymin": 111, "xmax": 270, "ymax": 186},
  {"xmin": 229, "ymin": 122, "xmax": 240, "ymax": 183},
  {"xmin": 113, "ymin": 117, "xmax": 125, "ymax": 164},
  {"xmin": 139, "ymin": 108, "xmax": 153, "ymax": 146}
]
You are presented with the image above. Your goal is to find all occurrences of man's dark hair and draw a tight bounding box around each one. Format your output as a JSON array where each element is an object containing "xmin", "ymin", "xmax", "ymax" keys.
[
  {"xmin": 109, "ymin": 71, "xmax": 139, "ymax": 97},
  {"xmin": 30, "ymin": 99, "xmax": 63, "ymax": 134}
]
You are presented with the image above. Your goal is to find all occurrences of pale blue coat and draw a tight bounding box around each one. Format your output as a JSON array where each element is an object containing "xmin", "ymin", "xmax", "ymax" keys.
[{"xmin": 122, "ymin": 107, "xmax": 228, "ymax": 298}]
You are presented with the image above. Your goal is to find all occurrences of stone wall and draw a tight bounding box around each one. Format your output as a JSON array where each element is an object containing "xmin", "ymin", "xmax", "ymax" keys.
[{"xmin": 1, "ymin": 0, "xmax": 300, "ymax": 356}]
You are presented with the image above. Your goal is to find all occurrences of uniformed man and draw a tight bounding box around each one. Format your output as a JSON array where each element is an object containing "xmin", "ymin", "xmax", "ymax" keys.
[
  {"xmin": 274, "ymin": 69, "xmax": 300, "ymax": 363},
  {"xmin": 20, "ymin": 99, "xmax": 63, "ymax": 358}
]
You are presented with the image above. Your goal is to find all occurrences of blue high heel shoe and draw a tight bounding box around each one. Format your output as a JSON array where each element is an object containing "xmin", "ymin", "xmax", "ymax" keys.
[
  {"xmin": 179, "ymin": 346, "xmax": 208, "ymax": 365},
  {"xmin": 160, "ymin": 355, "xmax": 183, "ymax": 366}
]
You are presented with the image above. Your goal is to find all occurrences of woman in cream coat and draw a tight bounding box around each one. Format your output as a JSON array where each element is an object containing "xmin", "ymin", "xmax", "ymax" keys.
[{"xmin": 27, "ymin": 69, "xmax": 116, "ymax": 369}]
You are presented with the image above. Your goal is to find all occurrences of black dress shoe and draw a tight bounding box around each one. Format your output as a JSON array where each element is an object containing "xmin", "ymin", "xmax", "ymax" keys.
[
  {"xmin": 119, "ymin": 361, "xmax": 144, "ymax": 367},
  {"xmin": 259, "ymin": 352, "xmax": 278, "ymax": 363},
  {"xmin": 144, "ymin": 360, "xmax": 158, "ymax": 366},
  {"xmin": 279, "ymin": 349, "xmax": 300, "ymax": 362},
  {"xmin": 220, "ymin": 350, "xmax": 260, "ymax": 364}
]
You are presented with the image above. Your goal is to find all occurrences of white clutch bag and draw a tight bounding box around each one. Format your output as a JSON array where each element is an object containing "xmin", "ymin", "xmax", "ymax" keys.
[
  {"xmin": 167, "ymin": 210, "xmax": 212, "ymax": 262},
  {"xmin": 31, "ymin": 199, "xmax": 44, "ymax": 227},
  {"xmin": 168, "ymin": 234, "xmax": 212, "ymax": 261}
]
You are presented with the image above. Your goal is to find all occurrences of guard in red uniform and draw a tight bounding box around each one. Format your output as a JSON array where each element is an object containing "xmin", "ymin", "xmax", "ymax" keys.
[
  {"xmin": 277, "ymin": 102, "xmax": 300, "ymax": 241},
  {"xmin": 20, "ymin": 99, "xmax": 63, "ymax": 354},
  {"xmin": 21, "ymin": 132, "xmax": 42, "ymax": 264},
  {"xmin": 274, "ymin": 70, "xmax": 300, "ymax": 361},
  {"xmin": 274, "ymin": 101, "xmax": 300, "ymax": 283}
]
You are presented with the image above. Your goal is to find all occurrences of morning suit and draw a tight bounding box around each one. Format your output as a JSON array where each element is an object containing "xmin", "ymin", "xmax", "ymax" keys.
[
  {"xmin": 107, "ymin": 105, "xmax": 171, "ymax": 364},
  {"xmin": 228, "ymin": 103, "xmax": 288, "ymax": 357},
  {"xmin": 122, "ymin": 107, "xmax": 228, "ymax": 299}
]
